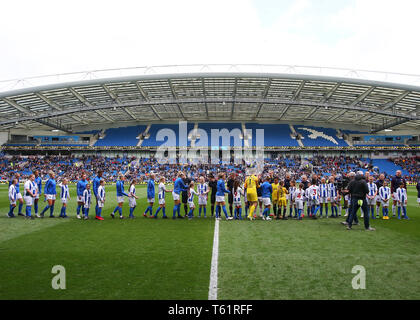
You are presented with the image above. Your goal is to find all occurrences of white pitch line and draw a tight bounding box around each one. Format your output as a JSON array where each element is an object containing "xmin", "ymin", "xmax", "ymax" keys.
[{"xmin": 208, "ymin": 218, "xmax": 219, "ymax": 300}]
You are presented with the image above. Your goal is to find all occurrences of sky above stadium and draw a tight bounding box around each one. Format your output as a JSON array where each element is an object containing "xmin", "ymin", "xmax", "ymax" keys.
[{"xmin": 1, "ymin": 0, "xmax": 419, "ymax": 81}]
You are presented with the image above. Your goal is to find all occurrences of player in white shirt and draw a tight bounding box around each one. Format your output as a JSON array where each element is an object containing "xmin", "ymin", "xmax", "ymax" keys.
[
  {"xmin": 197, "ymin": 176, "xmax": 209, "ymax": 218},
  {"xmin": 23, "ymin": 174, "xmax": 37, "ymax": 219},
  {"xmin": 59, "ymin": 178, "xmax": 70, "ymax": 218},
  {"xmin": 319, "ymin": 178, "xmax": 329, "ymax": 218},
  {"xmin": 82, "ymin": 184, "xmax": 92, "ymax": 220},
  {"xmin": 288, "ymin": 180, "xmax": 297, "ymax": 218},
  {"xmin": 396, "ymin": 182, "xmax": 409, "ymax": 220},
  {"xmin": 304, "ymin": 181, "xmax": 312, "ymax": 217},
  {"xmin": 7, "ymin": 179, "xmax": 18, "ymax": 218},
  {"xmin": 154, "ymin": 177, "xmax": 172, "ymax": 219},
  {"xmin": 96, "ymin": 180, "xmax": 105, "ymax": 220},
  {"xmin": 308, "ymin": 182, "xmax": 319, "ymax": 219},
  {"xmin": 327, "ymin": 177, "xmax": 339, "ymax": 218},
  {"xmin": 232, "ymin": 180, "xmax": 244, "ymax": 220},
  {"xmin": 187, "ymin": 182, "xmax": 199, "ymax": 219},
  {"xmin": 366, "ymin": 176, "xmax": 378, "ymax": 219},
  {"xmin": 294, "ymin": 183, "xmax": 306, "ymax": 220},
  {"xmin": 378, "ymin": 180, "xmax": 391, "ymax": 220},
  {"xmin": 128, "ymin": 180, "xmax": 139, "ymax": 219}
]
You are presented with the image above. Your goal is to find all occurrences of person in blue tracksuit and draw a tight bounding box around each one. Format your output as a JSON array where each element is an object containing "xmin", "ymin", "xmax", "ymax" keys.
[
  {"xmin": 172, "ymin": 172, "xmax": 188, "ymax": 219},
  {"xmin": 111, "ymin": 175, "xmax": 128, "ymax": 219},
  {"xmin": 215, "ymin": 173, "xmax": 232, "ymax": 220},
  {"xmin": 76, "ymin": 173, "xmax": 88, "ymax": 219},
  {"xmin": 40, "ymin": 171, "xmax": 57, "ymax": 218},
  {"xmin": 9, "ymin": 173, "xmax": 24, "ymax": 216},
  {"xmin": 92, "ymin": 170, "xmax": 103, "ymax": 217},
  {"xmin": 261, "ymin": 177, "xmax": 273, "ymax": 220},
  {"xmin": 143, "ymin": 173, "xmax": 156, "ymax": 217},
  {"xmin": 34, "ymin": 170, "xmax": 42, "ymax": 217}
]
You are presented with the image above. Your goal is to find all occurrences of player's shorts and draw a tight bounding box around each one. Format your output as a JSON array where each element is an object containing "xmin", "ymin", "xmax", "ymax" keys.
[
  {"xmin": 129, "ymin": 197, "xmax": 137, "ymax": 208},
  {"xmin": 198, "ymin": 196, "xmax": 207, "ymax": 206},
  {"xmin": 258, "ymin": 196, "xmax": 262, "ymax": 202},
  {"xmin": 344, "ymin": 195, "xmax": 351, "ymax": 202},
  {"xmin": 398, "ymin": 201, "xmax": 407, "ymax": 207},
  {"xmin": 24, "ymin": 196, "xmax": 33, "ymax": 206},
  {"xmin": 278, "ymin": 198, "xmax": 287, "ymax": 207},
  {"xmin": 45, "ymin": 194, "xmax": 56, "ymax": 201},
  {"xmin": 271, "ymin": 198, "xmax": 278, "ymax": 204},
  {"xmin": 9, "ymin": 200, "xmax": 16, "ymax": 206},
  {"xmin": 295, "ymin": 200, "xmax": 304, "ymax": 210},
  {"xmin": 366, "ymin": 197, "xmax": 376, "ymax": 206},
  {"xmin": 83, "ymin": 203, "xmax": 90, "ymax": 209},
  {"xmin": 172, "ymin": 192, "xmax": 180, "ymax": 201},
  {"xmin": 35, "ymin": 193, "xmax": 40, "ymax": 200},
  {"xmin": 182, "ymin": 192, "xmax": 188, "ymax": 203},
  {"xmin": 287, "ymin": 194, "xmax": 294, "ymax": 201},
  {"xmin": 228, "ymin": 193, "xmax": 233, "ymax": 204},
  {"xmin": 16, "ymin": 193, "xmax": 23, "ymax": 200},
  {"xmin": 310, "ymin": 198, "xmax": 320, "ymax": 206},
  {"xmin": 319, "ymin": 197, "xmax": 328, "ymax": 204},
  {"xmin": 159, "ymin": 198, "xmax": 166, "ymax": 205},
  {"xmin": 117, "ymin": 196, "xmax": 125, "ymax": 203},
  {"xmin": 375, "ymin": 195, "xmax": 382, "ymax": 203},
  {"xmin": 246, "ymin": 191, "xmax": 257, "ymax": 202},
  {"xmin": 262, "ymin": 197, "xmax": 271, "ymax": 207},
  {"xmin": 380, "ymin": 199, "xmax": 389, "ymax": 207},
  {"xmin": 98, "ymin": 200, "xmax": 105, "ymax": 208},
  {"xmin": 330, "ymin": 196, "xmax": 339, "ymax": 204},
  {"xmin": 392, "ymin": 192, "xmax": 398, "ymax": 201},
  {"xmin": 61, "ymin": 198, "xmax": 68, "ymax": 204},
  {"xmin": 188, "ymin": 201, "xmax": 195, "ymax": 209},
  {"xmin": 417, "ymin": 198, "xmax": 420, "ymax": 204},
  {"xmin": 77, "ymin": 195, "xmax": 83, "ymax": 202},
  {"xmin": 233, "ymin": 200, "xmax": 242, "ymax": 206},
  {"xmin": 216, "ymin": 195, "xmax": 225, "ymax": 203},
  {"xmin": 147, "ymin": 198, "xmax": 154, "ymax": 204}
]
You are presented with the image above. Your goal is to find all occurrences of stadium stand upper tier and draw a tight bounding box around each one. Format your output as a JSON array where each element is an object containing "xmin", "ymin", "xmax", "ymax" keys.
[{"xmin": 88, "ymin": 123, "xmax": 363, "ymax": 147}]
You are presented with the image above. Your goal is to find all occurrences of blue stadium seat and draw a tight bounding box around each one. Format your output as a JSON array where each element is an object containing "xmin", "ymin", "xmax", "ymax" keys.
[
  {"xmin": 295, "ymin": 126, "xmax": 349, "ymax": 147},
  {"xmin": 245, "ymin": 123, "xmax": 298, "ymax": 147},
  {"xmin": 95, "ymin": 125, "xmax": 147, "ymax": 146}
]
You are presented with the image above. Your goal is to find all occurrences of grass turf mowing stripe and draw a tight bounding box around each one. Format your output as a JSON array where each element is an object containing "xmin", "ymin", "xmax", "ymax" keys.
[
  {"xmin": 208, "ymin": 218, "xmax": 219, "ymax": 300},
  {"xmin": 0, "ymin": 184, "xmax": 215, "ymax": 300},
  {"xmin": 217, "ymin": 187, "xmax": 420, "ymax": 300}
]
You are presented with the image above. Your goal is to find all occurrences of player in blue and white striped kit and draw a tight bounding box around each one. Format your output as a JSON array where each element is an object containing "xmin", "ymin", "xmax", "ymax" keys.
[
  {"xmin": 154, "ymin": 176, "xmax": 172, "ymax": 219},
  {"xmin": 23, "ymin": 174, "xmax": 37, "ymax": 219},
  {"xmin": 59, "ymin": 178, "xmax": 70, "ymax": 218},
  {"xmin": 319, "ymin": 178, "xmax": 329, "ymax": 218},
  {"xmin": 396, "ymin": 182, "xmax": 409, "ymax": 220},
  {"xmin": 7, "ymin": 179, "xmax": 18, "ymax": 218},
  {"xmin": 366, "ymin": 176, "xmax": 378, "ymax": 219},
  {"xmin": 197, "ymin": 176, "xmax": 209, "ymax": 218},
  {"xmin": 187, "ymin": 182, "xmax": 199, "ymax": 219},
  {"xmin": 96, "ymin": 180, "xmax": 106, "ymax": 220},
  {"xmin": 76, "ymin": 173, "xmax": 88, "ymax": 219},
  {"xmin": 82, "ymin": 184, "xmax": 92, "ymax": 220},
  {"xmin": 378, "ymin": 180, "xmax": 391, "ymax": 219},
  {"xmin": 328, "ymin": 178, "xmax": 339, "ymax": 218}
]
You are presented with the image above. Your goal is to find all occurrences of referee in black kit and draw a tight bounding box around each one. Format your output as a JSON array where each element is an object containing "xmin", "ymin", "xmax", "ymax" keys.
[{"xmin": 346, "ymin": 171, "xmax": 376, "ymax": 231}]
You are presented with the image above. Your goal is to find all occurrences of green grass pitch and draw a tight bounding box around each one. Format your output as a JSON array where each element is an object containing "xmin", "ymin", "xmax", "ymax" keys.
[{"xmin": 0, "ymin": 184, "xmax": 419, "ymax": 300}]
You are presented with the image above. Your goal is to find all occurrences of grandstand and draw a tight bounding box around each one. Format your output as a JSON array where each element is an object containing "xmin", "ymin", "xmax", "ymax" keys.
[{"xmin": 0, "ymin": 65, "xmax": 419, "ymax": 171}]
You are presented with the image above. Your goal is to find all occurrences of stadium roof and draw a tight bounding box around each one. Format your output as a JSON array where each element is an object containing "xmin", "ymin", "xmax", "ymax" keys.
[{"xmin": 1, "ymin": 64, "xmax": 420, "ymax": 134}]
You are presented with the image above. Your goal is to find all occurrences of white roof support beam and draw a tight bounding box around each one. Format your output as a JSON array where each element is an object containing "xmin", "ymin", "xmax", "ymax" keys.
[
  {"xmin": 68, "ymin": 87, "xmax": 115, "ymax": 123},
  {"xmin": 102, "ymin": 84, "xmax": 137, "ymax": 121},
  {"xmin": 134, "ymin": 82, "xmax": 162, "ymax": 120}
]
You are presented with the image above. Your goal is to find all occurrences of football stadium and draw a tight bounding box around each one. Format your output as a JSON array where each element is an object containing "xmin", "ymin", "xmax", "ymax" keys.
[{"xmin": 0, "ymin": 64, "xmax": 419, "ymax": 301}]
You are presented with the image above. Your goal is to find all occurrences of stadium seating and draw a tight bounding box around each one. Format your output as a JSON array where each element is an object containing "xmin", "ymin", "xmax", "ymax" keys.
[
  {"xmin": 294, "ymin": 126, "xmax": 349, "ymax": 147},
  {"xmin": 245, "ymin": 123, "xmax": 299, "ymax": 147},
  {"xmin": 142, "ymin": 123, "xmax": 195, "ymax": 147},
  {"xmin": 95, "ymin": 125, "xmax": 147, "ymax": 146},
  {"xmin": 196, "ymin": 123, "xmax": 243, "ymax": 147},
  {"xmin": 371, "ymin": 159, "xmax": 410, "ymax": 176}
]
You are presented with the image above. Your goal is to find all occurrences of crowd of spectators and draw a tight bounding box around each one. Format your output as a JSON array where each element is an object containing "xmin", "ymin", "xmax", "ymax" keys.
[{"xmin": 0, "ymin": 154, "xmax": 418, "ymax": 184}]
